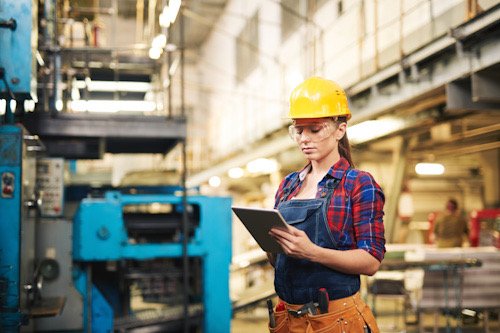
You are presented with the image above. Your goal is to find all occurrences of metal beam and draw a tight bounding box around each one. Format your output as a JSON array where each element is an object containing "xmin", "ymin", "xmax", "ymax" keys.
[
  {"xmin": 22, "ymin": 113, "xmax": 186, "ymax": 158},
  {"xmin": 348, "ymin": 6, "xmax": 500, "ymax": 123},
  {"xmin": 446, "ymin": 78, "xmax": 500, "ymax": 111},
  {"xmin": 472, "ymin": 64, "xmax": 500, "ymax": 103},
  {"xmin": 22, "ymin": 112, "xmax": 186, "ymax": 139},
  {"xmin": 385, "ymin": 138, "xmax": 409, "ymax": 243}
]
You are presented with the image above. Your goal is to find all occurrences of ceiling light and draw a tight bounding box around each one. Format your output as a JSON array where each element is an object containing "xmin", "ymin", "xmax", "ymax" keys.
[
  {"xmin": 168, "ymin": 0, "xmax": 181, "ymax": 23},
  {"xmin": 159, "ymin": 11, "xmax": 170, "ymax": 28},
  {"xmin": 55, "ymin": 99, "xmax": 63, "ymax": 111},
  {"xmin": 347, "ymin": 118, "xmax": 405, "ymax": 144},
  {"xmin": 24, "ymin": 99, "xmax": 36, "ymax": 112},
  {"xmin": 152, "ymin": 34, "xmax": 167, "ymax": 49},
  {"xmin": 228, "ymin": 167, "xmax": 244, "ymax": 179},
  {"xmin": 415, "ymin": 163, "xmax": 445, "ymax": 175},
  {"xmin": 169, "ymin": 54, "xmax": 180, "ymax": 76},
  {"xmin": 74, "ymin": 80, "xmax": 152, "ymax": 92},
  {"xmin": 208, "ymin": 176, "xmax": 221, "ymax": 187},
  {"xmin": 246, "ymin": 158, "xmax": 278, "ymax": 174},
  {"xmin": 70, "ymin": 100, "xmax": 156, "ymax": 113},
  {"xmin": 159, "ymin": 0, "xmax": 181, "ymax": 28},
  {"xmin": 149, "ymin": 47, "xmax": 162, "ymax": 60}
]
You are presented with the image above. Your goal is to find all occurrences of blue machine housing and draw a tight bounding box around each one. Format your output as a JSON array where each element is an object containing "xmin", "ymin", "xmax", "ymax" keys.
[
  {"xmin": 73, "ymin": 191, "xmax": 232, "ymax": 333},
  {"xmin": 0, "ymin": 0, "xmax": 37, "ymax": 98},
  {"xmin": 0, "ymin": 125, "xmax": 25, "ymax": 331}
]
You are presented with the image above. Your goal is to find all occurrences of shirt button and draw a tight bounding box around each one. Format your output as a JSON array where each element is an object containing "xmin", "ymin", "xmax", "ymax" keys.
[{"xmin": 320, "ymin": 192, "xmax": 327, "ymax": 198}]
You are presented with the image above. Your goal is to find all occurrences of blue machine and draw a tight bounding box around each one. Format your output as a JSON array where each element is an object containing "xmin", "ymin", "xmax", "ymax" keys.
[
  {"xmin": 0, "ymin": 125, "xmax": 37, "ymax": 332},
  {"xmin": 72, "ymin": 191, "xmax": 233, "ymax": 332},
  {"xmin": 0, "ymin": 0, "xmax": 37, "ymax": 100}
]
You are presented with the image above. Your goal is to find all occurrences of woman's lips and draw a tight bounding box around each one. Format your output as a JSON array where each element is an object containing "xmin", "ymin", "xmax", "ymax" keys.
[{"xmin": 301, "ymin": 147, "xmax": 315, "ymax": 153}]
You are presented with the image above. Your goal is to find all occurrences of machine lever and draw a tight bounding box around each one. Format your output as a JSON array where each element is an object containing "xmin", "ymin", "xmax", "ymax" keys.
[{"xmin": 0, "ymin": 18, "xmax": 17, "ymax": 31}]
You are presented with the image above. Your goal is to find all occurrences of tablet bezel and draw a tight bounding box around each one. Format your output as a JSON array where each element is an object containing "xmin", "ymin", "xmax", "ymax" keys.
[{"xmin": 232, "ymin": 206, "xmax": 291, "ymax": 253}]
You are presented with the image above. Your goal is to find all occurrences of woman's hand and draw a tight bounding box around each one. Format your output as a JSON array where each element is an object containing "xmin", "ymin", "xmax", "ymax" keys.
[
  {"xmin": 269, "ymin": 225, "xmax": 318, "ymax": 260},
  {"xmin": 270, "ymin": 225, "xmax": 381, "ymax": 275}
]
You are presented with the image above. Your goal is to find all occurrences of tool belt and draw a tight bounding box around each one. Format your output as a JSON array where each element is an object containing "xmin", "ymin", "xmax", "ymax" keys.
[{"xmin": 268, "ymin": 292, "xmax": 379, "ymax": 333}]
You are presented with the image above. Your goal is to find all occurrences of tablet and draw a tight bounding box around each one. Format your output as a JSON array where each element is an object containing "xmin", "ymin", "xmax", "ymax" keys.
[{"xmin": 232, "ymin": 206, "xmax": 291, "ymax": 253}]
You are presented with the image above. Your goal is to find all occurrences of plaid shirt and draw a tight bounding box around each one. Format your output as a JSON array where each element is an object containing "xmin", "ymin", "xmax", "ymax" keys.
[{"xmin": 274, "ymin": 157, "xmax": 386, "ymax": 262}]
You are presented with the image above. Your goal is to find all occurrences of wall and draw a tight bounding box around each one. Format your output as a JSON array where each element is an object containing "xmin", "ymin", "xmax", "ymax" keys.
[{"xmin": 197, "ymin": 0, "xmax": 496, "ymax": 161}]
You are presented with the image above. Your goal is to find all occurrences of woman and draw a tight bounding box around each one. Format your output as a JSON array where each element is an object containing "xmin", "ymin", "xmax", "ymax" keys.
[{"xmin": 267, "ymin": 77, "xmax": 385, "ymax": 333}]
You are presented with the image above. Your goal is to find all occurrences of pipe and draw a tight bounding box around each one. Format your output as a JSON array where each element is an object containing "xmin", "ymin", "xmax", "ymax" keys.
[
  {"xmin": 180, "ymin": 7, "xmax": 189, "ymax": 333},
  {"xmin": 136, "ymin": 0, "xmax": 144, "ymax": 43}
]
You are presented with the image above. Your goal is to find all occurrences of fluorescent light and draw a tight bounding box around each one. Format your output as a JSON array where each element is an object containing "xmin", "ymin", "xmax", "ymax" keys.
[
  {"xmin": 152, "ymin": 34, "xmax": 167, "ymax": 49},
  {"xmin": 159, "ymin": 0, "xmax": 181, "ymax": 28},
  {"xmin": 159, "ymin": 11, "xmax": 170, "ymax": 28},
  {"xmin": 168, "ymin": 0, "xmax": 181, "ymax": 23},
  {"xmin": 74, "ymin": 80, "xmax": 152, "ymax": 92},
  {"xmin": 55, "ymin": 99, "xmax": 63, "ymax": 111},
  {"xmin": 208, "ymin": 176, "xmax": 221, "ymax": 187},
  {"xmin": 246, "ymin": 158, "xmax": 278, "ymax": 174},
  {"xmin": 169, "ymin": 54, "xmax": 180, "ymax": 76},
  {"xmin": 70, "ymin": 100, "xmax": 156, "ymax": 113},
  {"xmin": 348, "ymin": 118, "xmax": 404, "ymax": 144},
  {"xmin": 24, "ymin": 99, "xmax": 36, "ymax": 112},
  {"xmin": 415, "ymin": 163, "xmax": 445, "ymax": 175},
  {"xmin": 228, "ymin": 167, "xmax": 244, "ymax": 179},
  {"xmin": 149, "ymin": 47, "xmax": 162, "ymax": 60}
]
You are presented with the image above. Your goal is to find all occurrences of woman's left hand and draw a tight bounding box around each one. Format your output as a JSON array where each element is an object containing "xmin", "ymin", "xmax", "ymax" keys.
[{"xmin": 269, "ymin": 226, "xmax": 318, "ymax": 260}]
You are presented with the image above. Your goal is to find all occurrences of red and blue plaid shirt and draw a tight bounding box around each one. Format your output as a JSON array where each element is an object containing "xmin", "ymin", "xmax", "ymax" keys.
[{"xmin": 274, "ymin": 157, "xmax": 386, "ymax": 262}]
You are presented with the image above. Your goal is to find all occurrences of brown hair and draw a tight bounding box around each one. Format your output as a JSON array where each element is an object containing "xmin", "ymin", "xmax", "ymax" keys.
[{"xmin": 336, "ymin": 117, "xmax": 355, "ymax": 168}]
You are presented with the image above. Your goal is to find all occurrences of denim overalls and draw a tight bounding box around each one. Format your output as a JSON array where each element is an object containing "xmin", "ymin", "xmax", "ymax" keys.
[{"xmin": 274, "ymin": 170, "xmax": 360, "ymax": 304}]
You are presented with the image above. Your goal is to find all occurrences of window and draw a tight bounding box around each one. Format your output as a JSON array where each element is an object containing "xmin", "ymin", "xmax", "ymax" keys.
[
  {"xmin": 281, "ymin": 0, "xmax": 303, "ymax": 41},
  {"xmin": 280, "ymin": 0, "xmax": 328, "ymax": 42},
  {"xmin": 236, "ymin": 12, "xmax": 259, "ymax": 82}
]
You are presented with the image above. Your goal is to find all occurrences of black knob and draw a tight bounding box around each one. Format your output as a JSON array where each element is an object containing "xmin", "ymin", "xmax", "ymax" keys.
[{"xmin": 0, "ymin": 18, "xmax": 17, "ymax": 31}]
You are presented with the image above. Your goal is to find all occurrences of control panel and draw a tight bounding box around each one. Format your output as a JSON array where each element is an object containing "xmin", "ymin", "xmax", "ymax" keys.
[{"xmin": 36, "ymin": 158, "xmax": 64, "ymax": 217}]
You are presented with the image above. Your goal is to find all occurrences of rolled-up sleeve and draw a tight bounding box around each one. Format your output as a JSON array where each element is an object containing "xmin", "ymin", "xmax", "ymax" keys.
[{"xmin": 351, "ymin": 171, "xmax": 386, "ymax": 262}]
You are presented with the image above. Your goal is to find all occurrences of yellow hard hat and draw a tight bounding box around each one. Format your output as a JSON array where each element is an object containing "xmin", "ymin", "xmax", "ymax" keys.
[{"xmin": 288, "ymin": 77, "xmax": 351, "ymax": 120}]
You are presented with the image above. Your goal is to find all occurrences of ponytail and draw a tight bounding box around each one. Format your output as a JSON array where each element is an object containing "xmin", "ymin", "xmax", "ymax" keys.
[
  {"xmin": 339, "ymin": 134, "xmax": 354, "ymax": 168},
  {"xmin": 336, "ymin": 117, "xmax": 355, "ymax": 168}
]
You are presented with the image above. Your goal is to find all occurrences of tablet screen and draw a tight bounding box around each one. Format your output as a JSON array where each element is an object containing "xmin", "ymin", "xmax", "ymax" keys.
[{"xmin": 232, "ymin": 206, "xmax": 290, "ymax": 253}]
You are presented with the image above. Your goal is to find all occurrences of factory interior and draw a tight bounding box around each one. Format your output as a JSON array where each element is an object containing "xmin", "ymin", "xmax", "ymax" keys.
[{"xmin": 1, "ymin": 0, "xmax": 500, "ymax": 332}]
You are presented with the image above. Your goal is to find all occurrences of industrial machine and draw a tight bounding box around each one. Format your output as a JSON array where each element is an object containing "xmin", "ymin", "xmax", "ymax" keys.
[
  {"xmin": 25, "ymin": 178, "xmax": 233, "ymax": 333},
  {"xmin": 1, "ymin": 0, "xmax": 235, "ymax": 331},
  {"xmin": 70, "ymin": 190, "xmax": 232, "ymax": 332},
  {"xmin": 0, "ymin": 125, "xmax": 45, "ymax": 332}
]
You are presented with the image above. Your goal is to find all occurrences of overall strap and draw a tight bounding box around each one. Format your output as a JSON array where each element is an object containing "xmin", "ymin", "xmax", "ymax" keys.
[{"xmin": 279, "ymin": 172, "xmax": 301, "ymax": 203}]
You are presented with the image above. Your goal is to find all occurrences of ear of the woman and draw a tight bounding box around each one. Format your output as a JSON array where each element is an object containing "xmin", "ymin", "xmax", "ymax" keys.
[{"xmin": 336, "ymin": 122, "xmax": 347, "ymax": 140}]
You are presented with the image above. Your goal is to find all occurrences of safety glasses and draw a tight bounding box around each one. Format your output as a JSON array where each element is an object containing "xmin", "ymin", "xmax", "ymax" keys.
[{"xmin": 288, "ymin": 121, "xmax": 334, "ymax": 143}]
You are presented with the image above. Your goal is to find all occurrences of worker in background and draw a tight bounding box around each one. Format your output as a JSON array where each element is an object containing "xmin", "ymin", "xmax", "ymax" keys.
[
  {"xmin": 267, "ymin": 77, "xmax": 385, "ymax": 333},
  {"xmin": 432, "ymin": 198, "xmax": 469, "ymax": 248}
]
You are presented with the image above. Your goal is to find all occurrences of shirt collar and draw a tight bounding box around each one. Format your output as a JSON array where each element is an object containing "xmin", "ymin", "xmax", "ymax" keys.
[{"xmin": 298, "ymin": 157, "xmax": 351, "ymax": 182}]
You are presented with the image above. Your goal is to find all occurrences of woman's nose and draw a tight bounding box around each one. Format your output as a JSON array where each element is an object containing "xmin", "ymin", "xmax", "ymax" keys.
[{"xmin": 299, "ymin": 132, "xmax": 311, "ymax": 142}]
